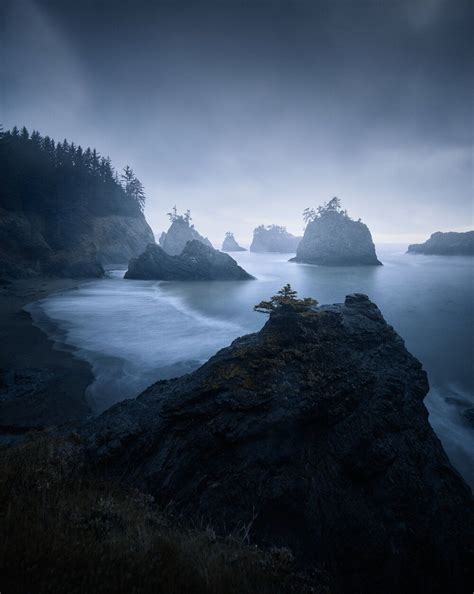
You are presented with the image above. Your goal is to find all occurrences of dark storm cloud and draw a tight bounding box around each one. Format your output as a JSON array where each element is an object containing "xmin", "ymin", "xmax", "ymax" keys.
[{"xmin": 1, "ymin": 0, "xmax": 472, "ymax": 243}]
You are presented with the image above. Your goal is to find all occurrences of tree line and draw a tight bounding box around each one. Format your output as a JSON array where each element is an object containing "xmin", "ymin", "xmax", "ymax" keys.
[{"xmin": 0, "ymin": 125, "xmax": 146, "ymax": 218}]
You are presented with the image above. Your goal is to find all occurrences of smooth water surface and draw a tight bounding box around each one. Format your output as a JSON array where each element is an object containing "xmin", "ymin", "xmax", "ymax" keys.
[{"xmin": 27, "ymin": 245, "xmax": 474, "ymax": 487}]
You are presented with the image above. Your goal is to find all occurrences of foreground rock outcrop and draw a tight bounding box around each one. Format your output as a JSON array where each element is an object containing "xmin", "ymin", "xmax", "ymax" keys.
[
  {"xmin": 125, "ymin": 240, "xmax": 254, "ymax": 280},
  {"xmin": 222, "ymin": 232, "xmax": 247, "ymax": 252},
  {"xmin": 159, "ymin": 216, "xmax": 213, "ymax": 256},
  {"xmin": 250, "ymin": 225, "xmax": 301, "ymax": 253},
  {"xmin": 78, "ymin": 294, "xmax": 472, "ymax": 593},
  {"xmin": 292, "ymin": 200, "xmax": 381, "ymax": 265},
  {"xmin": 408, "ymin": 231, "xmax": 474, "ymax": 256}
]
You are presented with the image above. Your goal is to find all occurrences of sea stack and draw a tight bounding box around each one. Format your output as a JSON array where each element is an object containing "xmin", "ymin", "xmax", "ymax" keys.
[
  {"xmin": 250, "ymin": 225, "xmax": 301, "ymax": 253},
  {"xmin": 159, "ymin": 207, "xmax": 213, "ymax": 255},
  {"xmin": 221, "ymin": 232, "xmax": 246, "ymax": 252},
  {"xmin": 291, "ymin": 198, "xmax": 381, "ymax": 266},
  {"xmin": 77, "ymin": 291, "xmax": 472, "ymax": 594},
  {"xmin": 408, "ymin": 231, "xmax": 474, "ymax": 255},
  {"xmin": 125, "ymin": 240, "xmax": 254, "ymax": 280}
]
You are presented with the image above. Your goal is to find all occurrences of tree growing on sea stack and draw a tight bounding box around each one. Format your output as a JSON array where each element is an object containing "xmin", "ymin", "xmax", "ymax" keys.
[{"xmin": 254, "ymin": 284, "xmax": 318, "ymax": 314}]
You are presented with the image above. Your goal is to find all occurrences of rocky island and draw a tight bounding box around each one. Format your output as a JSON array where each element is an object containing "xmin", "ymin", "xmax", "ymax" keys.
[
  {"xmin": 250, "ymin": 225, "xmax": 301, "ymax": 253},
  {"xmin": 408, "ymin": 231, "xmax": 474, "ymax": 255},
  {"xmin": 221, "ymin": 231, "xmax": 247, "ymax": 252},
  {"xmin": 291, "ymin": 198, "xmax": 381, "ymax": 266},
  {"xmin": 0, "ymin": 127, "xmax": 154, "ymax": 279},
  {"xmin": 75, "ymin": 288, "xmax": 472, "ymax": 593},
  {"xmin": 158, "ymin": 207, "xmax": 213, "ymax": 255},
  {"xmin": 125, "ymin": 240, "xmax": 254, "ymax": 280}
]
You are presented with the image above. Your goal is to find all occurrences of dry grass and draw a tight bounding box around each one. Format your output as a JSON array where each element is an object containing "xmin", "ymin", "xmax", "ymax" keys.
[{"xmin": 0, "ymin": 435, "xmax": 329, "ymax": 594}]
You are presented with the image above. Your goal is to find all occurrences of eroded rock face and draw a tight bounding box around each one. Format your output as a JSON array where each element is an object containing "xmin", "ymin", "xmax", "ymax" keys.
[
  {"xmin": 250, "ymin": 225, "xmax": 301, "ymax": 253},
  {"xmin": 292, "ymin": 211, "xmax": 381, "ymax": 265},
  {"xmin": 125, "ymin": 240, "xmax": 254, "ymax": 280},
  {"xmin": 222, "ymin": 233, "xmax": 247, "ymax": 252},
  {"xmin": 159, "ymin": 220, "xmax": 213, "ymax": 255},
  {"xmin": 408, "ymin": 231, "xmax": 474, "ymax": 256},
  {"xmin": 0, "ymin": 206, "xmax": 154, "ymax": 279},
  {"xmin": 79, "ymin": 294, "xmax": 472, "ymax": 593}
]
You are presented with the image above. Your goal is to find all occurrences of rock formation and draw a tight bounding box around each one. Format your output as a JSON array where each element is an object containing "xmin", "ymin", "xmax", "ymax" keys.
[
  {"xmin": 292, "ymin": 199, "xmax": 381, "ymax": 265},
  {"xmin": 250, "ymin": 225, "xmax": 301, "ymax": 253},
  {"xmin": 78, "ymin": 293, "xmax": 472, "ymax": 593},
  {"xmin": 408, "ymin": 231, "xmax": 474, "ymax": 256},
  {"xmin": 221, "ymin": 232, "xmax": 247, "ymax": 252},
  {"xmin": 125, "ymin": 240, "xmax": 254, "ymax": 280},
  {"xmin": 159, "ymin": 215, "xmax": 213, "ymax": 256}
]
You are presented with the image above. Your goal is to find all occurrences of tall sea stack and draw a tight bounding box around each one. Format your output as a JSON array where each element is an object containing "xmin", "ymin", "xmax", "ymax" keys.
[
  {"xmin": 291, "ymin": 198, "xmax": 381, "ymax": 266},
  {"xmin": 159, "ymin": 207, "xmax": 213, "ymax": 255}
]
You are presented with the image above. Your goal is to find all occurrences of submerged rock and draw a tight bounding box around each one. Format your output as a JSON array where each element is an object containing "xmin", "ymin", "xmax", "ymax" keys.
[
  {"xmin": 408, "ymin": 231, "xmax": 474, "ymax": 256},
  {"xmin": 125, "ymin": 240, "xmax": 254, "ymax": 280},
  {"xmin": 292, "ymin": 200, "xmax": 381, "ymax": 265},
  {"xmin": 250, "ymin": 225, "xmax": 301, "ymax": 253},
  {"xmin": 159, "ymin": 218, "xmax": 213, "ymax": 256},
  {"xmin": 79, "ymin": 293, "xmax": 472, "ymax": 593},
  {"xmin": 222, "ymin": 232, "xmax": 247, "ymax": 252}
]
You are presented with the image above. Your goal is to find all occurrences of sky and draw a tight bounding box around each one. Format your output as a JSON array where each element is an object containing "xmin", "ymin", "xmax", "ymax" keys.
[{"xmin": 1, "ymin": 0, "xmax": 472, "ymax": 245}]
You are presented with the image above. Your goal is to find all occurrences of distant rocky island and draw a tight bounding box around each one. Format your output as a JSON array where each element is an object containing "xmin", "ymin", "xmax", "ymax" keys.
[
  {"xmin": 291, "ymin": 197, "xmax": 381, "ymax": 266},
  {"xmin": 125, "ymin": 240, "xmax": 254, "ymax": 280},
  {"xmin": 408, "ymin": 231, "xmax": 474, "ymax": 256},
  {"xmin": 158, "ymin": 207, "xmax": 213, "ymax": 255},
  {"xmin": 74, "ymin": 289, "xmax": 472, "ymax": 593},
  {"xmin": 221, "ymin": 232, "xmax": 246, "ymax": 252},
  {"xmin": 0, "ymin": 126, "xmax": 154, "ymax": 279},
  {"xmin": 250, "ymin": 225, "xmax": 301, "ymax": 253}
]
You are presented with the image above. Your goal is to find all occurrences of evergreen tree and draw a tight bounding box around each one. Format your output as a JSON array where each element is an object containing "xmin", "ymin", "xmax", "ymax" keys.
[{"xmin": 254, "ymin": 284, "xmax": 318, "ymax": 314}]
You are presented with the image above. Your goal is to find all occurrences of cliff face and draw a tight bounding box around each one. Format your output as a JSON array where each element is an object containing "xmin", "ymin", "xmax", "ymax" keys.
[
  {"xmin": 125, "ymin": 240, "xmax": 254, "ymax": 280},
  {"xmin": 79, "ymin": 294, "xmax": 472, "ymax": 593},
  {"xmin": 159, "ymin": 220, "xmax": 213, "ymax": 256},
  {"xmin": 0, "ymin": 207, "xmax": 154, "ymax": 278},
  {"xmin": 292, "ymin": 211, "xmax": 381, "ymax": 265},
  {"xmin": 221, "ymin": 233, "xmax": 246, "ymax": 252},
  {"xmin": 250, "ymin": 225, "xmax": 301, "ymax": 253},
  {"xmin": 408, "ymin": 231, "xmax": 474, "ymax": 255}
]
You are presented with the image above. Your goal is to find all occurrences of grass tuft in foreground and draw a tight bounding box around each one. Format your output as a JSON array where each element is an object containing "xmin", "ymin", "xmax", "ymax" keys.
[{"xmin": 0, "ymin": 435, "xmax": 330, "ymax": 594}]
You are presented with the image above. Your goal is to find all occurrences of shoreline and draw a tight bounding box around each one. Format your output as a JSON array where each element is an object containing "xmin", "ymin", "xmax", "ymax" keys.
[{"xmin": 0, "ymin": 277, "xmax": 95, "ymax": 437}]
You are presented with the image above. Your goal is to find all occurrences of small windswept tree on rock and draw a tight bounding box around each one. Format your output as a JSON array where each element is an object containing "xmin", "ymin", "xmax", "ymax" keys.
[
  {"xmin": 167, "ymin": 206, "xmax": 192, "ymax": 225},
  {"xmin": 254, "ymin": 284, "xmax": 318, "ymax": 314},
  {"xmin": 303, "ymin": 197, "xmax": 350, "ymax": 225}
]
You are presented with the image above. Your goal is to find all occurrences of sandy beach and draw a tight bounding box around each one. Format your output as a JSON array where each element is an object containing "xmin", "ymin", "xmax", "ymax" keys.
[{"xmin": 0, "ymin": 278, "xmax": 94, "ymax": 436}]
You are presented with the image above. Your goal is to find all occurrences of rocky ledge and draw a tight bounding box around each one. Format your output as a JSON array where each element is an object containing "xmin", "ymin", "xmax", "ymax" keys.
[
  {"xmin": 408, "ymin": 231, "xmax": 474, "ymax": 256},
  {"xmin": 125, "ymin": 240, "xmax": 254, "ymax": 280},
  {"xmin": 78, "ymin": 293, "xmax": 472, "ymax": 593}
]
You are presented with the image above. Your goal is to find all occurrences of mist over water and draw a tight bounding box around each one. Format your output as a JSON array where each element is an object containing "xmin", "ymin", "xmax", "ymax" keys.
[{"xmin": 27, "ymin": 245, "xmax": 473, "ymax": 487}]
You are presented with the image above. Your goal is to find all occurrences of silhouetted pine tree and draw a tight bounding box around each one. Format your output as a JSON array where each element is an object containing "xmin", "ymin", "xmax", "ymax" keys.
[{"xmin": 0, "ymin": 126, "xmax": 147, "ymax": 227}]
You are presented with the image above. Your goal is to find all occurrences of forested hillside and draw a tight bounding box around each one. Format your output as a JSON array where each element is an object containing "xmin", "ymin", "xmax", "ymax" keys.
[{"xmin": 0, "ymin": 126, "xmax": 154, "ymax": 278}]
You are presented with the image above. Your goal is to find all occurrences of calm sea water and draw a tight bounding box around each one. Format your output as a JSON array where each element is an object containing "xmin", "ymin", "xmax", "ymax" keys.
[{"xmin": 27, "ymin": 245, "xmax": 474, "ymax": 487}]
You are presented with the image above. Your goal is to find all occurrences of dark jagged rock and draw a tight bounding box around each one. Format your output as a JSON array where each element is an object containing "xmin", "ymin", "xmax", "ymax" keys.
[
  {"xmin": 250, "ymin": 225, "xmax": 301, "ymax": 253},
  {"xmin": 408, "ymin": 231, "xmax": 474, "ymax": 256},
  {"xmin": 292, "ymin": 210, "xmax": 381, "ymax": 266},
  {"xmin": 125, "ymin": 240, "xmax": 254, "ymax": 280},
  {"xmin": 221, "ymin": 232, "xmax": 247, "ymax": 252},
  {"xmin": 159, "ymin": 219, "xmax": 213, "ymax": 255},
  {"xmin": 78, "ymin": 294, "xmax": 472, "ymax": 593}
]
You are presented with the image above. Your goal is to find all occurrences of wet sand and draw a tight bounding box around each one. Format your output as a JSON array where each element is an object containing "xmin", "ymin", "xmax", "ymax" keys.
[{"xmin": 0, "ymin": 278, "xmax": 95, "ymax": 434}]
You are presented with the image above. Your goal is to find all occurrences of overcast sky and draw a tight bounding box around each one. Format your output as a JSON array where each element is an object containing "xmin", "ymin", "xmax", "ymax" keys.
[{"xmin": 1, "ymin": 0, "xmax": 472, "ymax": 245}]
